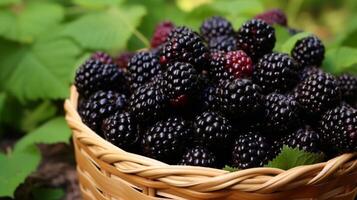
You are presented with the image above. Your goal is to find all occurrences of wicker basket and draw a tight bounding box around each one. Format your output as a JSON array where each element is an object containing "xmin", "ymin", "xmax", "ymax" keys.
[{"xmin": 65, "ymin": 86, "xmax": 357, "ymax": 200}]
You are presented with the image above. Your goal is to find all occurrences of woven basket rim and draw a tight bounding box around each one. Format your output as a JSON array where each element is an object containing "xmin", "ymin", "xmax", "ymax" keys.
[{"xmin": 65, "ymin": 85, "xmax": 357, "ymax": 195}]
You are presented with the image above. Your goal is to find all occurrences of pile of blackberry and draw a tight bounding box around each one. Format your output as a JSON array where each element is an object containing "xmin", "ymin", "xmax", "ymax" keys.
[{"xmin": 74, "ymin": 10, "xmax": 356, "ymax": 170}]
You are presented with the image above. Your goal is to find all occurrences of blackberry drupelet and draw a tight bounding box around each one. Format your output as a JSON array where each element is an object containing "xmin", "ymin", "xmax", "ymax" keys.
[
  {"xmin": 294, "ymin": 72, "xmax": 341, "ymax": 118},
  {"xmin": 128, "ymin": 51, "xmax": 162, "ymax": 90},
  {"xmin": 264, "ymin": 93, "xmax": 301, "ymax": 134},
  {"xmin": 232, "ymin": 131, "xmax": 271, "ymax": 169},
  {"xmin": 200, "ymin": 16, "xmax": 234, "ymax": 41},
  {"xmin": 129, "ymin": 84, "xmax": 168, "ymax": 124},
  {"xmin": 291, "ymin": 35, "xmax": 325, "ymax": 67},
  {"xmin": 253, "ymin": 52, "xmax": 300, "ymax": 94},
  {"xmin": 178, "ymin": 146, "xmax": 217, "ymax": 168},
  {"xmin": 90, "ymin": 51, "xmax": 113, "ymax": 64},
  {"xmin": 193, "ymin": 111, "xmax": 233, "ymax": 149},
  {"xmin": 254, "ymin": 9, "xmax": 288, "ymax": 26},
  {"xmin": 115, "ymin": 51, "xmax": 134, "ymax": 69},
  {"xmin": 236, "ymin": 19, "xmax": 276, "ymax": 61},
  {"xmin": 337, "ymin": 74, "xmax": 357, "ymax": 104},
  {"xmin": 208, "ymin": 35, "xmax": 237, "ymax": 52},
  {"xmin": 75, "ymin": 60, "xmax": 127, "ymax": 97},
  {"xmin": 102, "ymin": 112, "xmax": 139, "ymax": 150},
  {"xmin": 299, "ymin": 66, "xmax": 323, "ymax": 81},
  {"xmin": 162, "ymin": 62, "xmax": 199, "ymax": 106},
  {"xmin": 151, "ymin": 21, "xmax": 175, "ymax": 48},
  {"xmin": 161, "ymin": 26, "xmax": 209, "ymax": 68},
  {"xmin": 79, "ymin": 90, "xmax": 127, "ymax": 133},
  {"xmin": 319, "ymin": 105, "xmax": 357, "ymax": 153},
  {"xmin": 218, "ymin": 79, "xmax": 263, "ymax": 118},
  {"xmin": 141, "ymin": 117, "xmax": 191, "ymax": 163},
  {"xmin": 225, "ymin": 50, "xmax": 253, "ymax": 79}
]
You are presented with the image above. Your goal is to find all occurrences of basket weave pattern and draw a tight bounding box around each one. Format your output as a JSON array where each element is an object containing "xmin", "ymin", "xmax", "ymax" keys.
[{"xmin": 65, "ymin": 86, "xmax": 357, "ymax": 200}]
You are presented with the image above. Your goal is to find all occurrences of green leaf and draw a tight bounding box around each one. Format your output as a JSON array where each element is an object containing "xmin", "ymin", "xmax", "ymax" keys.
[
  {"xmin": 73, "ymin": 0, "xmax": 123, "ymax": 7},
  {"xmin": 280, "ymin": 32, "xmax": 312, "ymax": 54},
  {"xmin": 0, "ymin": 0, "xmax": 21, "ymax": 6},
  {"xmin": 32, "ymin": 187, "xmax": 64, "ymax": 200},
  {"xmin": 323, "ymin": 47, "xmax": 357, "ymax": 74},
  {"xmin": 223, "ymin": 165, "xmax": 239, "ymax": 172},
  {"xmin": 209, "ymin": 0, "xmax": 264, "ymax": 16},
  {"xmin": 20, "ymin": 101, "xmax": 57, "ymax": 132},
  {"xmin": 62, "ymin": 5, "xmax": 147, "ymax": 51},
  {"xmin": 0, "ymin": 146, "xmax": 41, "ymax": 197},
  {"xmin": 15, "ymin": 117, "xmax": 71, "ymax": 152},
  {"xmin": 0, "ymin": 37, "xmax": 80, "ymax": 102},
  {"xmin": 0, "ymin": 2, "xmax": 64, "ymax": 43},
  {"xmin": 0, "ymin": 93, "xmax": 5, "ymax": 123},
  {"xmin": 265, "ymin": 146, "xmax": 324, "ymax": 170},
  {"xmin": 273, "ymin": 25, "xmax": 291, "ymax": 51}
]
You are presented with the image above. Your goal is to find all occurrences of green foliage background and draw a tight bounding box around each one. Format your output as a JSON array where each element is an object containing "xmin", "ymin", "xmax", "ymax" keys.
[{"xmin": 0, "ymin": 0, "xmax": 356, "ymax": 198}]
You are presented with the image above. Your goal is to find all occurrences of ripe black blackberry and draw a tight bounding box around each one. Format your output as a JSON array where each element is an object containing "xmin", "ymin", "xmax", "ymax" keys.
[
  {"xmin": 193, "ymin": 111, "xmax": 233, "ymax": 149},
  {"xmin": 209, "ymin": 52, "xmax": 235, "ymax": 82},
  {"xmin": 218, "ymin": 79, "xmax": 263, "ymax": 118},
  {"xmin": 200, "ymin": 16, "xmax": 234, "ymax": 41},
  {"xmin": 264, "ymin": 93, "xmax": 301, "ymax": 134},
  {"xmin": 273, "ymin": 127, "xmax": 321, "ymax": 157},
  {"xmin": 299, "ymin": 66, "xmax": 323, "ymax": 81},
  {"xmin": 200, "ymin": 85, "xmax": 220, "ymax": 111},
  {"xmin": 91, "ymin": 51, "xmax": 113, "ymax": 64},
  {"xmin": 161, "ymin": 26, "xmax": 209, "ymax": 68},
  {"xmin": 294, "ymin": 72, "xmax": 341, "ymax": 118},
  {"xmin": 75, "ymin": 60, "xmax": 127, "ymax": 97},
  {"xmin": 291, "ymin": 35, "xmax": 325, "ymax": 67},
  {"xmin": 319, "ymin": 105, "xmax": 357, "ymax": 154},
  {"xmin": 208, "ymin": 35, "xmax": 237, "ymax": 52},
  {"xmin": 337, "ymin": 74, "xmax": 357, "ymax": 104},
  {"xmin": 178, "ymin": 146, "xmax": 217, "ymax": 168},
  {"xmin": 236, "ymin": 19, "xmax": 276, "ymax": 61},
  {"xmin": 128, "ymin": 51, "xmax": 162, "ymax": 90},
  {"xmin": 141, "ymin": 117, "xmax": 191, "ymax": 163},
  {"xmin": 162, "ymin": 62, "xmax": 199, "ymax": 107},
  {"xmin": 129, "ymin": 84, "xmax": 168, "ymax": 124},
  {"xmin": 253, "ymin": 52, "xmax": 300, "ymax": 94},
  {"xmin": 232, "ymin": 131, "xmax": 271, "ymax": 169},
  {"xmin": 151, "ymin": 21, "xmax": 175, "ymax": 48},
  {"xmin": 102, "ymin": 112, "xmax": 139, "ymax": 150},
  {"xmin": 79, "ymin": 90, "xmax": 127, "ymax": 133},
  {"xmin": 254, "ymin": 9, "xmax": 288, "ymax": 26}
]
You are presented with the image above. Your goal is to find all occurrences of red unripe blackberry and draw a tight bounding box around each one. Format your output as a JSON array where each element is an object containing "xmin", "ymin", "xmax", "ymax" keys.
[
  {"xmin": 254, "ymin": 9, "xmax": 288, "ymax": 26},
  {"xmin": 253, "ymin": 52, "xmax": 300, "ymax": 94},
  {"xmin": 90, "ymin": 51, "xmax": 113, "ymax": 64},
  {"xmin": 200, "ymin": 16, "xmax": 235, "ymax": 41},
  {"xmin": 150, "ymin": 21, "xmax": 175, "ymax": 48},
  {"xmin": 319, "ymin": 105, "xmax": 357, "ymax": 154},
  {"xmin": 291, "ymin": 35, "xmax": 325, "ymax": 67},
  {"xmin": 237, "ymin": 19, "xmax": 276, "ymax": 62},
  {"xmin": 115, "ymin": 51, "xmax": 134, "ymax": 69},
  {"xmin": 225, "ymin": 50, "xmax": 253, "ymax": 79},
  {"xmin": 178, "ymin": 146, "xmax": 217, "ymax": 168}
]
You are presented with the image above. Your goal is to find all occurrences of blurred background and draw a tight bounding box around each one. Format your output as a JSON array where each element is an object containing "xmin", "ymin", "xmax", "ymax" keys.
[{"xmin": 0, "ymin": 0, "xmax": 356, "ymax": 199}]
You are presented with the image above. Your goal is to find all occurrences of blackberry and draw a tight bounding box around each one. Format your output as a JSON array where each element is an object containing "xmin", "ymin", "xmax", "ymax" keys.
[
  {"xmin": 178, "ymin": 146, "xmax": 217, "ymax": 168},
  {"xmin": 102, "ymin": 112, "xmax": 139, "ymax": 150},
  {"xmin": 294, "ymin": 72, "xmax": 341, "ymax": 118},
  {"xmin": 299, "ymin": 66, "xmax": 323, "ymax": 81},
  {"xmin": 225, "ymin": 50, "xmax": 253, "ymax": 79},
  {"xmin": 115, "ymin": 51, "xmax": 134, "ymax": 69},
  {"xmin": 232, "ymin": 131, "xmax": 271, "ymax": 169},
  {"xmin": 79, "ymin": 90, "xmax": 127, "ymax": 133},
  {"xmin": 200, "ymin": 16, "xmax": 234, "ymax": 41},
  {"xmin": 90, "ymin": 51, "xmax": 113, "ymax": 64},
  {"xmin": 208, "ymin": 35, "xmax": 237, "ymax": 52},
  {"xmin": 128, "ymin": 51, "xmax": 162, "ymax": 90},
  {"xmin": 209, "ymin": 52, "xmax": 235, "ymax": 82},
  {"xmin": 193, "ymin": 111, "xmax": 233, "ymax": 149},
  {"xmin": 151, "ymin": 21, "xmax": 175, "ymax": 48},
  {"xmin": 291, "ymin": 36, "xmax": 325, "ymax": 67},
  {"xmin": 273, "ymin": 127, "xmax": 321, "ymax": 157},
  {"xmin": 218, "ymin": 79, "xmax": 263, "ymax": 118},
  {"xmin": 264, "ymin": 93, "xmax": 301, "ymax": 134},
  {"xmin": 337, "ymin": 74, "xmax": 357, "ymax": 104},
  {"xmin": 129, "ymin": 84, "xmax": 168, "ymax": 124},
  {"xmin": 319, "ymin": 105, "xmax": 357, "ymax": 153},
  {"xmin": 141, "ymin": 117, "xmax": 191, "ymax": 163},
  {"xmin": 236, "ymin": 19, "xmax": 276, "ymax": 62},
  {"xmin": 253, "ymin": 53, "xmax": 300, "ymax": 94},
  {"xmin": 200, "ymin": 85, "xmax": 220, "ymax": 111},
  {"xmin": 162, "ymin": 62, "xmax": 199, "ymax": 106},
  {"xmin": 254, "ymin": 9, "xmax": 288, "ymax": 26},
  {"xmin": 161, "ymin": 26, "xmax": 209, "ymax": 68},
  {"xmin": 75, "ymin": 60, "xmax": 127, "ymax": 97}
]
